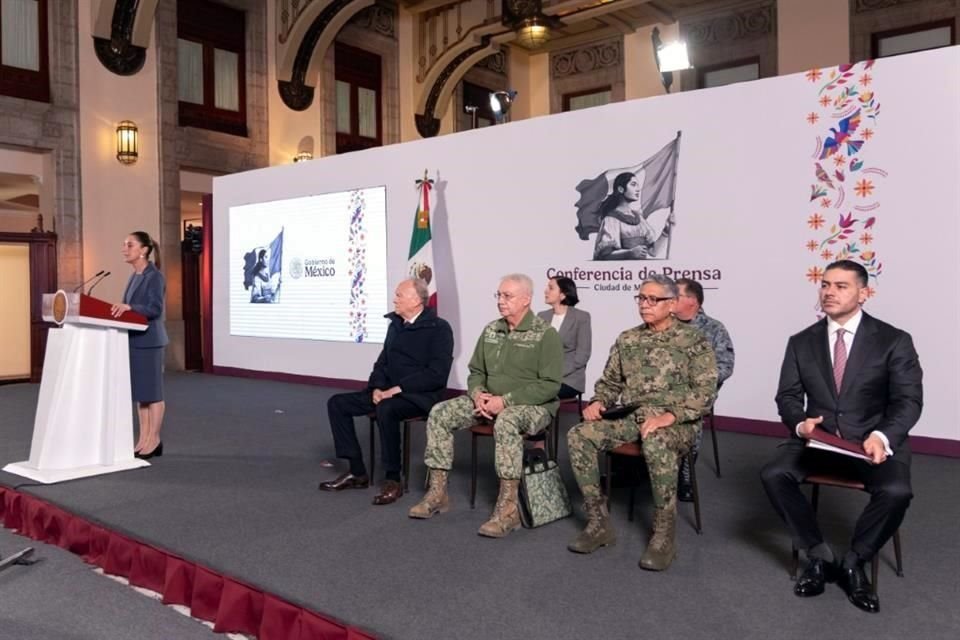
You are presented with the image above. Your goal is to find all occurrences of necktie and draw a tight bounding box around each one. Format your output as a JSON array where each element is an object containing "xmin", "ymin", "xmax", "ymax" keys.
[{"xmin": 833, "ymin": 328, "xmax": 847, "ymax": 393}]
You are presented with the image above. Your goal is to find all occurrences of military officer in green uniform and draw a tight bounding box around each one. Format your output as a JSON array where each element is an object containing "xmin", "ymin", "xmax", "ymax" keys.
[
  {"xmin": 409, "ymin": 274, "xmax": 562, "ymax": 538},
  {"xmin": 567, "ymin": 274, "xmax": 717, "ymax": 570}
]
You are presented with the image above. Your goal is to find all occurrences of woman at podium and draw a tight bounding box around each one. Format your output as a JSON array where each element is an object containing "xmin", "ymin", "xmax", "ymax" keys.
[{"xmin": 111, "ymin": 231, "xmax": 169, "ymax": 460}]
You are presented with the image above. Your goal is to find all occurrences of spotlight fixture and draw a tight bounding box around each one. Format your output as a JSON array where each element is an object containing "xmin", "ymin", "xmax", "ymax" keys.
[
  {"xmin": 489, "ymin": 90, "xmax": 517, "ymax": 124},
  {"xmin": 116, "ymin": 120, "xmax": 139, "ymax": 164},
  {"xmin": 651, "ymin": 27, "xmax": 692, "ymax": 94}
]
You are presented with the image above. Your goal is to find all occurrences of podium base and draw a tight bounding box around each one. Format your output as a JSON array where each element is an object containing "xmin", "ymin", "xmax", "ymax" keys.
[{"xmin": 2, "ymin": 459, "xmax": 151, "ymax": 484}]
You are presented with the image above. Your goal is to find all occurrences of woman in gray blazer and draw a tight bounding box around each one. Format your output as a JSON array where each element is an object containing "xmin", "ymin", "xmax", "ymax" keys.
[
  {"xmin": 111, "ymin": 231, "xmax": 169, "ymax": 460},
  {"xmin": 538, "ymin": 276, "xmax": 591, "ymax": 398}
]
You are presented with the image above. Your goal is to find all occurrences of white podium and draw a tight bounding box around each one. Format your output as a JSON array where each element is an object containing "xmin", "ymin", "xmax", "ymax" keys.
[{"xmin": 4, "ymin": 291, "xmax": 152, "ymax": 483}]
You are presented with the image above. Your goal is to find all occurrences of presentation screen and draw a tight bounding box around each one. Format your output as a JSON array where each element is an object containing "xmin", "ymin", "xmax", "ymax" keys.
[{"xmin": 228, "ymin": 186, "xmax": 389, "ymax": 343}]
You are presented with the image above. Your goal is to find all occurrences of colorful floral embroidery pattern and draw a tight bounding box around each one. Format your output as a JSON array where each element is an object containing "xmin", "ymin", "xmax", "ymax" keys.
[
  {"xmin": 805, "ymin": 60, "xmax": 883, "ymax": 295},
  {"xmin": 347, "ymin": 190, "xmax": 368, "ymax": 342}
]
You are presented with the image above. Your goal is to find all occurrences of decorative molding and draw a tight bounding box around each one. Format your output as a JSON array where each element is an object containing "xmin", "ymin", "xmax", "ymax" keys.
[
  {"xmin": 349, "ymin": 3, "xmax": 397, "ymax": 38},
  {"xmin": 854, "ymin": 0, "xmax": 928, "ymax": 12},
  {"xmin": 278, "ymin": 0, "xmax": 321, "ymax": 44},
  {"xmin": 278, "ymin": 0, "xmax": 357, "ymax": 111},
  {"xmin": 416, "ymin": 36, "xmax": 492, "ymax": 138},
  {"xmin": 475, "ymin": 49, "xmax": 507, "ymax": 75},
  {"xmin": 93, "ymin": 0, "xmax": 146, "ymax": 76},
  {"xmin": 551, "ymin": 40, "xmax": 622, "ymax": 79},
  {"xmin": 682, "ymin": 3, "xmax": 776, "ymax": 47}
]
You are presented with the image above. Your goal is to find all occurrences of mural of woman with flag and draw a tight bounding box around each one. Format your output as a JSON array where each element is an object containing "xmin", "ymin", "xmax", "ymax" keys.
[
  {"xmin": 408, "ymin": 170, "xmax": 437, "ymax": 308},
  {"xmin": 574, "ymin": 132, "xmax": 682, "ymax": 261},
  {"xmin": 243, "ymin": 227, "xmax": 283, "ymax": 303}
]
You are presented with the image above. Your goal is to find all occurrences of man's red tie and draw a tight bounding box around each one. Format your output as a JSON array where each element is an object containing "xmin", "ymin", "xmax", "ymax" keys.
[{"xmin": 833, "ymin": 328, "xmax": 847, "ymax": 392}]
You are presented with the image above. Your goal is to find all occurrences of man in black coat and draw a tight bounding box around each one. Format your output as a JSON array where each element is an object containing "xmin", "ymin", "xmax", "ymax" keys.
[
  {"xmin": 761, "ymin": 260, "xmax": 922, "ymax": 613},
  {"xmin": 319, "ymin": 279, "xmax": 454, "ymax": 505}
]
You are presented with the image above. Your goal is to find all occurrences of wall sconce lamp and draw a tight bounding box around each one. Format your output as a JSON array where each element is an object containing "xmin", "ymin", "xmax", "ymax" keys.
[
  {"xmin": 293, "ymin": 151, "xmax": 313, "ymax": 162},
  {"xmin": 116, "ymin": 120, "xmax": 139, "ymax": 164},
  {"xmin": 652, "ymin": 27, "xmax": 692, "ymax": 94}
]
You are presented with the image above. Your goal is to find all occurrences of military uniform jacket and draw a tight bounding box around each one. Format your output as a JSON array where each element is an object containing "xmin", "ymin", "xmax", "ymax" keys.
[
  {"xmin": 687, "ymin": 308, "xmax": 735, "ymax": 385},
  {"xmin": 467, "ymin": 310, "xmax": 562, "ymax": 415},
  {"xmin": 592, "ymin": 321, "xmax": 718, "ymax": 426}
]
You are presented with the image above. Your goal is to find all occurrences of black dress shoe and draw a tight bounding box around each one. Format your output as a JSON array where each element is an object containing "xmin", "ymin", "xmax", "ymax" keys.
[
  {"xmin": 372, "ymin": 480, "xmax": 404, "ymax": 505},
  {"xmin": 794, "ymin": 557, "xmax": 837, "ymax": 597},
  {"xmin": 839, "ymin": 564, "xmax": 880, "ymax": 613},
  {"xmin": 135, "ymin": 442, "xmax": 163, "ymax": 460},
  {"xmin": 318, "ymin": 473, "xmax": 370, "ymax": 491}
]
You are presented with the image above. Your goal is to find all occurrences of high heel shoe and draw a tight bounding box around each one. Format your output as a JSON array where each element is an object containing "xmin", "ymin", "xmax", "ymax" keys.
[{"xmin": 136, "ymin": 442, "xmax": 163, "ymax": 460}]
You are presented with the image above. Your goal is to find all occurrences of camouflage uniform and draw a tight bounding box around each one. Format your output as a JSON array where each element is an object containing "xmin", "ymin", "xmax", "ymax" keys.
[
  {"xmin": 424, "ymin": 310, "xmax": 562, "ymax": 479},
  {"xmin": 680, "ymin": 308, "xmax": 735, "ymax": 457},
  {"xmin": 567, "ymin": 321, "xmax": 718, "ymax": 507}
]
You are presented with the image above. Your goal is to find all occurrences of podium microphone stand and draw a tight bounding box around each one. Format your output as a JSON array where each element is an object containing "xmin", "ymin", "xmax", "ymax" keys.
[{"xmin": 3, "ymin": 290, "xmax": 152, "ymax": 483}]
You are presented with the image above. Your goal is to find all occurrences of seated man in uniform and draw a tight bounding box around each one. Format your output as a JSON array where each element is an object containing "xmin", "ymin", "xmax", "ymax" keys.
[
  {"xmin": 566, "ymin": 274, "xmax": 717, "ymax": 570},
  {"xmin": 408, "ymin": 273, "xmax": 562, "ymax": 538}
]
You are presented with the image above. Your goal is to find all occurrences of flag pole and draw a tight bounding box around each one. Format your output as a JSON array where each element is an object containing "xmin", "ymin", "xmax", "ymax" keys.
[{"xmin": 665, "ymin": 130, "xmax": 682, "ymax": 260}]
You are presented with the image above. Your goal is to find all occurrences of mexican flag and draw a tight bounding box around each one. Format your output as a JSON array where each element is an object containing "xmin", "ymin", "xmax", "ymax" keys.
[{"xmin": 407, "ymin": 174, "xmax": 437, "ymax": 308}]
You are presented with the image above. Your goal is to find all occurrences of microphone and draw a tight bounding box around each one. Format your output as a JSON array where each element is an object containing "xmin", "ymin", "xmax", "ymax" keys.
[
  {"xmin": 86, "ymin": 271, "xmax": 111, "ymax": 296},
  {"xmin": 73, "ymin": 270, "xmax": 104, "ymax": 293}
]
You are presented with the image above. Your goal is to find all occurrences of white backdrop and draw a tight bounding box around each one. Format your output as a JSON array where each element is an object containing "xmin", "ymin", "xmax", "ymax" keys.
[{"xmin": 213, "ymin": 47, "xmax": 960, "ymax": 442}]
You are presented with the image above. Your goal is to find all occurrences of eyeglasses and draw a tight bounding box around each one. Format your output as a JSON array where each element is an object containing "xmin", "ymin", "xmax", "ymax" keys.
[
  {"xmin": 494, "ymin": 292, "xmax": 518, "ymax": 301},
  {"xmin": 634, "ymin": 294, "xmax": 674, "ymax": 305}
]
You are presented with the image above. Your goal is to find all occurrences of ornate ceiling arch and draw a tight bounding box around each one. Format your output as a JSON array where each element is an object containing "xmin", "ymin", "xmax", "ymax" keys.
[
  {"xmin": 276, "ymin": 0, "xmax": 377, "ymax": 111},
  {"xmin": 92, "ymin": 0, "xmax": 160, "ymax": 76}
]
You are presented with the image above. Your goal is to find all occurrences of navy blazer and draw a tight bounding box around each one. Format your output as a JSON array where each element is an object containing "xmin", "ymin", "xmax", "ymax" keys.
[
  {"xmin": 368, "ymin": 308, "xmax": 454, "ymax": 415},
  {"xmin": 123, "ymin": 262, "xmax": 169, "ymax": 349},
  {"xmin": 537, "ymin": 306, "xmax": 592, "ymax": 393},
  {"xmin": 775, "ymin": 312, "xmax": 923, "ymax": 464}
]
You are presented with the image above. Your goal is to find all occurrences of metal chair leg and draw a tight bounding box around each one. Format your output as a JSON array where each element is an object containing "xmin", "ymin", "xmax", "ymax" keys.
[
  {"xmin": 368, "ymin": 416, "xmax": 376, "ymax": 481},
  {"xmin": 689, "ymin": 453, "xmax": 702, "ymax": 534},
  {"xmin": 893, "ymin": 530, "xmax": 904, "ymax": 577},
  {"xmin": 551, "ymin": 413, "xmax": 560, "ymax": 459},
  {"xmin": 871, "ymin": 554, "xmax": 880, "ymax": 594},
  {"xmin": 791, "ymin": 546, "xmax": 800, "ymax": 579},
  {"xmin": 402, "ymin": 420, "xmax": 411, "ymax": 492},
  {"xmin": 470, "ymin": 432, "xmax": 478, "ymax": 509},
  {"xmin": 708, "ymin": 409, "xmax": 721, "ymax": 478}
]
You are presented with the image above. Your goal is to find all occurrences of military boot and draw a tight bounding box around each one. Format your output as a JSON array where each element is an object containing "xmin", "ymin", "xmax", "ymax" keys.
[
  {"xmin": 639, "ymin": 497, "xmax": 677, "ymax": 571},
  {"xmin": 478, "ymin": 479, "xmax": 521, "ymax": 538},
  {"xmin": 408, "ymin": 469, "xmax": 450, "ymax": 519},
  {"xmin": 568, "ymin": 496, "xmax": 617, "ymax": 553}
]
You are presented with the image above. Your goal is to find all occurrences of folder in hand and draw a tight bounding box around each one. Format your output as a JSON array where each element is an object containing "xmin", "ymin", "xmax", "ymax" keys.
[{"xmin": 805, "ymin": 428, "xmax": 871, "ymax": 462}]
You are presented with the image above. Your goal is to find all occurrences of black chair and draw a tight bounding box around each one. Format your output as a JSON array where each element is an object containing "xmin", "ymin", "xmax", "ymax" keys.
[
  {"xmin": 604, "ymin": 441, "xmax": 702, "ymax": 534},
  {"xmin": 789, "ymin": 474, "xmax": 904, "ymax": 594},
  {"xmin": 552, "ymin": 393, "xmax": 583, "ymax": 454},
  {"xmin": 469, "ymin": 419, "xmax": 555, "ymax": 509},
  {"xmin": 367, "ymin": 414, "xmax": 427, "ymax": 491}
]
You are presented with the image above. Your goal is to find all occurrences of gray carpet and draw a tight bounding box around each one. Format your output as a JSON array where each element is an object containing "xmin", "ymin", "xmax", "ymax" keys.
[
  {"xmin": 0, "ymin": 528, "xmax": 219, "ymax": 640},
  {"xmin": 1, "ymin": 373, "xmax": 958, "ymax": 640}
]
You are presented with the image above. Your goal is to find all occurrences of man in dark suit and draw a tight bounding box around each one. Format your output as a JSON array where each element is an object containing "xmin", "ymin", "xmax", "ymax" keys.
[
  {"xmin": 319, "ymin": 279, "xmax": 454, "ymax": 505},
  {"xmin": 761, "ymin": 260, "xmax": 922, "ymax": 613}
]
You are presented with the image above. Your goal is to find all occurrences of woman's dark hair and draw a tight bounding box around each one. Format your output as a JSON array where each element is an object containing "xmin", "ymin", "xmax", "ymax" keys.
[
  {"xmin": 551, "ymin": 276, "xmax": 579, "ymax": 307},
  {"xmin": 258, "ymin": 249, "xmax": 267, "ymax": 261},
  {"xmin": 598, "ymin": 172, "xmax": 636, "ymax": 217},
  {"xmin": 131, "ymin": 231, "xmax": 160, "ymax": 268}
]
